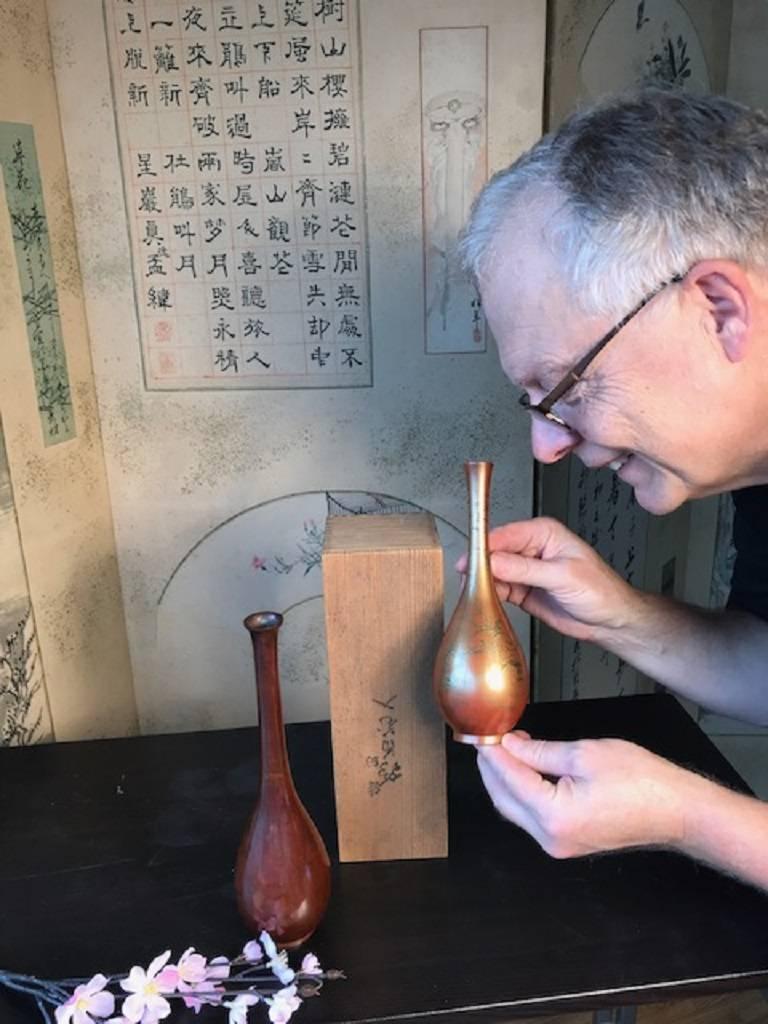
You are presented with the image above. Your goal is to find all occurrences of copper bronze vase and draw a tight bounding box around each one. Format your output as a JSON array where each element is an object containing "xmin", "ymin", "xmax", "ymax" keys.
[
  {"xmin": 433, "ymin": 461, "xmax": 529, "ymax": 744},
  {"xmin": 235, "ymin": 612, "xmax": 331, "ymax": 947}
]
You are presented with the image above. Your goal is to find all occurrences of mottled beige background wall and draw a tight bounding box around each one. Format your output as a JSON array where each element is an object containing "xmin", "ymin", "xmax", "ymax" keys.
[
  {"xmin": 0, "ymin": 0, "xmax": 136, "ymax": 741},
  {"xmin": 46, "ymin": 0, "xmax": 543, "ymax": 734},
  {"xmin": 0, "ymin": 0, "xmax": 758, "ymax": 744}
]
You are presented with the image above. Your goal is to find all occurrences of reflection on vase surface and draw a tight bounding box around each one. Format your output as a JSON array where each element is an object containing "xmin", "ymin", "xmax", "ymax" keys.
[{"xmin": 433, "ymin": 462, "xmax": 529, "ymax": 744}]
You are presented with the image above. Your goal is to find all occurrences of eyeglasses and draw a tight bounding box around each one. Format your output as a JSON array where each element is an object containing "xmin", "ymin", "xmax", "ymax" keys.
[{"xmin": 518, "ymin": 273, "xmax": 685, "ymax": 430}]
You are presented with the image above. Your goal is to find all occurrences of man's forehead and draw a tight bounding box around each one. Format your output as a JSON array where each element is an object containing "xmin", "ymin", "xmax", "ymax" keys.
[
  {"xmin": 478, "ymin": 192, "xmax": 597, "ymax": 353},
  {"xmin": 486, "ymin": 221, "xmax": 551, "ymax": 291},
  {"xmin": 491, "ymin": 187, "xmax": 566, "ymax": 261},
  {"xmin": 480, "ymin": 202, "xmax": 573, "ymax": 314},
  {"xmin": 480, "ymin": 256, "xmax": 593, "ymax": 382}
]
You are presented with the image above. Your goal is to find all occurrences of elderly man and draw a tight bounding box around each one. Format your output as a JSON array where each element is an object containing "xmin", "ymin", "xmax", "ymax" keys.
[{"xmin": 460, "ymin": 87, "xmax": 768, "ymax": 890}]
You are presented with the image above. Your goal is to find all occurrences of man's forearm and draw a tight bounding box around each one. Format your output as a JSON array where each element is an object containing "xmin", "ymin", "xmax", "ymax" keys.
[
  {"xmin": 680, "ymin": 774, "xmax": 768, "ymax": 890},
  {"xmin": 595, "ymin": 594, "xmax": 768, "ymax": 725}
]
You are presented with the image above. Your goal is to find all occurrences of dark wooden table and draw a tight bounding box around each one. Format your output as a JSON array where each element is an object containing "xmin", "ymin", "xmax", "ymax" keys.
[{"xmin": 2, "ymin": 693, "xmax": 768, "ymax": 1023}]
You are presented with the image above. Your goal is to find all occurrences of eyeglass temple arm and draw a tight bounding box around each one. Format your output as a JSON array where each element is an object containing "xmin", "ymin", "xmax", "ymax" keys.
[
  {"xmin": 538, "ymin": 330, "xmax": 621, "ymax": 411},
  {"xmin": 538, "ymin": 273, "xmax": 684, "ymax": 414}
]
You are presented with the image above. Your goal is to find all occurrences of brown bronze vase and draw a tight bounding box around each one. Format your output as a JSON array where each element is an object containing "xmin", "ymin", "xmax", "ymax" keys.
[
  {"xmin": 433, "ymin": 461, "xmax": 529, "ymax": 744},
  {"xmin": 235, "ymin": 612, "xmax": 331, "ymax": 947}
]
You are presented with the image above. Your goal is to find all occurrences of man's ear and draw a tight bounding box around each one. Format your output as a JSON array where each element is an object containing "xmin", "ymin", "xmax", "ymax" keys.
[{"xmin": 687, "ymin": 260, "xmax": 751, "ymax": 363}]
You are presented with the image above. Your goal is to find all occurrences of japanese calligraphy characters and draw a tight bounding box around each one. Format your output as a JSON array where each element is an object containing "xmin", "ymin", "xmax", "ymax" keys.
[
  {"xmin": 106, "ymin": 0, "xmax": 371, "ymax": 388},
  {"xmin": 366, "ymin": 694, "xmax": 402, "ymax": 797},
  {"xmin": 563, "ymin": 465, "xmax": 648, "ymax": 699}
]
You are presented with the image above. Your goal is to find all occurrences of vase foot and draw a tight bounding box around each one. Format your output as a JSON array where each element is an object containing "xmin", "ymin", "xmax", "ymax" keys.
[{"xmin": 452, "ymin": 732, "xmax": 503, "ymax": 746}]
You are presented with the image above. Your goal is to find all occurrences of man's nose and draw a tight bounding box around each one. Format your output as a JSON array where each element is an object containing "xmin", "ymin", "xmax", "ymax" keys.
[{"xmin": 530, "ymin": 416, "xmax": 580, "ymax": 463}]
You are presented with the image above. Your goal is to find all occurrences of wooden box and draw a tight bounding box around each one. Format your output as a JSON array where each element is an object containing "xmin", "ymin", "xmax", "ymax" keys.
[{"xmin": 322, "ymin": 513, "xmax": 448, "ymax": 862}]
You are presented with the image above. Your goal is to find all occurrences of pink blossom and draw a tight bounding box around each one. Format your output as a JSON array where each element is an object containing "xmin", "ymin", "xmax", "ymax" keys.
[
  {"xmin": 242, "ymin": 940, "xmax": 263, "ymax": 964},
  {"xmin": 180, "ymin": 982, "xmax": 225, "ymax": 1015},
  {"xmin": 119, "ymin": 951, "xmax": 175, "ymax": 1023},
  {"xmin": 152, "ymin": 948, "xmax": 227, "ymax": 1013},
  {"xmin": 158, "ymin": 947, "xmax": 207, "ymax": 992},
  {"xmin": 300, "ymin": 953, "xmax": 322, "ymax": 976},
  {"xmin": 267, "ymin": 984, "xmax": 301, "ymax": 1024},
  {"xmin": 55, "ymin": 974, "xmax": 115, "ymax": 1024},
  {"xmin": 225, "ymin": 992, "xmax": 260, "ymax": 1024},
  {"xmin": 206, "ymin": 956, "xmax": 231, "ymax": 981}
]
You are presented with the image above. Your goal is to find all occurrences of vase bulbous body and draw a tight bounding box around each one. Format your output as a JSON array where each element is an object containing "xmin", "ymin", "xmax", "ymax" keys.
[
  {"xmin": 235, "ymin": 612, "xmax": 331, "ymax": 948},
  {"xmin": 433, "ymin": 462, "xmax": 529, "ymax": 745}
]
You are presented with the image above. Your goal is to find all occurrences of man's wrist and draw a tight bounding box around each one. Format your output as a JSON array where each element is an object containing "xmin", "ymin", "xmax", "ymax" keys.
[
  {"xmin": 679, "ymin": 774, "xmax": 757, "ymax": 880},
  {"xmin": 592, "ymin": 589, "xmax": 668, "ymax": 659}
]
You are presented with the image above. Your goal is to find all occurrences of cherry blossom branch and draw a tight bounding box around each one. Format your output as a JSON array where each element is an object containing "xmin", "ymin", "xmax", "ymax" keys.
[{"xmin": 0, "ymin": 932, "xmax": 344, "ymax": 1024}]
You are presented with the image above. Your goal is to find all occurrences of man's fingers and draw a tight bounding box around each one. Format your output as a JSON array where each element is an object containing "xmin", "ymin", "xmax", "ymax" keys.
[
  {"xmin": 501, "ymin": 733, "xmax": 581, "ymax": 778},
  {"xmin": 456, "ymin": 530, "xmax": 547, "ymax": 574},
  {"xmin": 476, "ymin": 750, "xmax": 541, "ymax": 835},
  {"xmin": 455, "ymin": 550, "xmax": 565, "ymax": 591},
  {"xmin": 488, "ymin": 517, "xmax": 573, "ymax": 557},
  {"xmin": 490, "ymin": 551, "xmax": 564, "ymax": 591},
  {"xmin": 511, "ymin": 729, "xmax": 531, "ymax": 741},
  {"xmin": 477, "ymin": 743, "xmax": 554, "ymax": 806},
  {"xmin": 455, "ymin": 516, "xmax": 578, "ymax": 575}
]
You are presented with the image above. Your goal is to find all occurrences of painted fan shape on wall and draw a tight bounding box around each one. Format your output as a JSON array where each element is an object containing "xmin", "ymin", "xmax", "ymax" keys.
[{"xmin": 156, "ymin": 491, "xmax": 465, "ymax": 732}]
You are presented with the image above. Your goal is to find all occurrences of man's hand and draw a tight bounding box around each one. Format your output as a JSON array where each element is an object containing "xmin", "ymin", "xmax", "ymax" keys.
[
  {"xmin": 455, "ymin": 516, "xmax": 768, "ymax": 727},
  {"xmin": 456, "ymin": 517, "xmax": 641, "ymax": 644},
  {"xmin": 477, "ymin": 731, "xmax": 704, "ymax": 857},
  {"xmin": 478, "ymin": 731, "xmax": 768, "ymax": 891}
]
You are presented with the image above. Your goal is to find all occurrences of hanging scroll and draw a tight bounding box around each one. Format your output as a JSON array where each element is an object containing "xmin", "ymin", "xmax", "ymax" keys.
[
  {"xmin": 561, "ymin": 464, "xmax": 648, "ymax": 700},
  {"xmin": 0, "ymin": 418, "xmax": 52, "ymax": 746},
  {"xmin": 420, "ymin": 26, "xmax": 487, "ymax": 354},
  {"xmin": 0, "ymin": 123, "xmax": 75, "ymax": 445},
  {"xmin": 105, "ymin": 0, "xmax": 371, "ymax": 389}
]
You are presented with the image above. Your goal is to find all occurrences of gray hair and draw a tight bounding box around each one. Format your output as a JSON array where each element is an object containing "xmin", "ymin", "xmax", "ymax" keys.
[{"xmin": 461, "ymin": 88, "xmax": 768, "ymax": 316}]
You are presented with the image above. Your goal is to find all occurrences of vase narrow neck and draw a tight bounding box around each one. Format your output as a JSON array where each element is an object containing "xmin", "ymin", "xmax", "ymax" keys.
[
  {"xmin": 250, "ymin": 625, "xmax": 291, "ymax": 782},
  {"xmin": 466, "ymin": 461, "xmax": 492, "ymax": 587}
]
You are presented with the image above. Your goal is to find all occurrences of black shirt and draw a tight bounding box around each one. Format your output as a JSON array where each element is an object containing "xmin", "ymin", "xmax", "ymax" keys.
[{"xmin": 727, "ymin": 485, "xmax": 768, "ymax": 622}]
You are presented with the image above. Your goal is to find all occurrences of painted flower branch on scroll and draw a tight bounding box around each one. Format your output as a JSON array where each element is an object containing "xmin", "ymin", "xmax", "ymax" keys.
[{"xmin": 0, "ymin": 932, "xmax": 343, "ymax": 1024}]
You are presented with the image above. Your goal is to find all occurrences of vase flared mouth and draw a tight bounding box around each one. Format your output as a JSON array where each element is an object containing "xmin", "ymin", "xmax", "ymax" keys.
[
  {"xmin": 244, "ymin": 611, "xmax": 284, "ymax": 632},
  {"xmin": 464, "ymin": 460, "xmax": 494, "ymax": 477}
]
